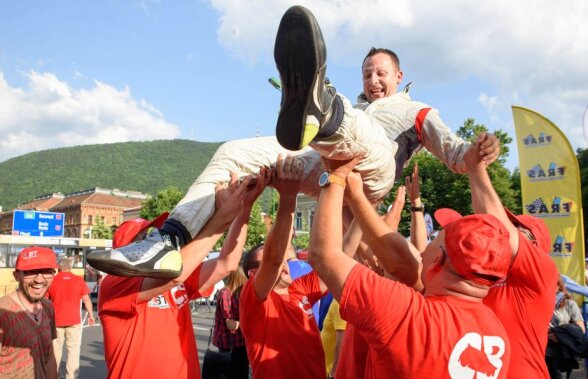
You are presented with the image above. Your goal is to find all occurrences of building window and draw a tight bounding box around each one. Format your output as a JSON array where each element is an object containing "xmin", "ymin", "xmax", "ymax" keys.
[
  {"xmin": 309, "ymin": 209, "xmax": 315, "ymax": 227},
  {"xmin": 295, "ymin": 211, "xmax": 302, "ymax": 230},
  {"xmin": 88, "ymin": 215, "xmax": 93, "ymax": 225}
]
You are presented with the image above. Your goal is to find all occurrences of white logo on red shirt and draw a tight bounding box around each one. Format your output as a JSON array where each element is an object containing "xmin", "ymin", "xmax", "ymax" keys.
[
  {"xmin": 171, "ymin": 284, "xmax": 189, "ymax": 309},
  {"xmin": 147, "ymin": 284, "xmax": 189, "ymax": 310},
  {"xmin": 448, "ymin": 332, "xmax": 505, "ymax": 379},
  {"xmin": 147, "ymin": 295, "xmax": 170, "ymax": 309},
  {"xmin": 298, "ymin": 295, "xmax": 314, "ymax": 318}
]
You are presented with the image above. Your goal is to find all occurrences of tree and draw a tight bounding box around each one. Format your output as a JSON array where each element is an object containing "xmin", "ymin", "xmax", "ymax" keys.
[
  {"xmin": 245, "ymin": 200, "xmax": 267, "ymax": 250},
  {"xmin": 293, "ymin": 218, "xmax": 310, "ymax": 251},
  {"xmin": 140, "ymin": 187, "xmax": 185, "ymax": 220},
  {"xmin": 576, "ymin": 148, "xmax": 588, "ymax": 242},
  {"xmin": 213, "ymin": 198, "xmax": 268, "ymax": 252},
  {"xmin": 92, "ymin": 216, "xmax": 112, "ymax": 239},
  {"xmin": 510, "ymin": 168, "xmax": 522, "ymax": 213}
]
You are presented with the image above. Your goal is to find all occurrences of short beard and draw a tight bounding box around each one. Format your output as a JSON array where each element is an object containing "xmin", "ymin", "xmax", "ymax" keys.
[{"xmin": 18, "ymin": 283, "xmax": 47, "ymax": 303}]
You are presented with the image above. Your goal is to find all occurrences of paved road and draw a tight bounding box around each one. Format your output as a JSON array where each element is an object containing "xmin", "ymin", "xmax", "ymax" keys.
[
  {"xmin": 68, "ymin": 307, "xmax": 588, "ymax": 378},
  {"xmin": 64, "ymin": 304, "xmax": 217, "ymax": 379}
]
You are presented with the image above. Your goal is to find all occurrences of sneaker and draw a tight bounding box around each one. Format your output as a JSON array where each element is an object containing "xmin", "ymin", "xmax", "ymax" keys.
[
  {"xmin": 274, "ymin": 5, "xmax": 336, "ymax": 151},
  {"xmin": 87, "ymin": 229, "xmax": 182, "ymax": 279}
]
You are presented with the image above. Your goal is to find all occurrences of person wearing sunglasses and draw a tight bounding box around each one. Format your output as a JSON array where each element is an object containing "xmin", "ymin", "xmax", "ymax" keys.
[{"xmin": 0, "ymin": 246, "xmax": 59, "ymax": 378}]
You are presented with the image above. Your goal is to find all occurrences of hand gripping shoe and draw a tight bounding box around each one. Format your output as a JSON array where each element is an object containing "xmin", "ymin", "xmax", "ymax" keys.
[
  {"xmin": 87, "ymin": 228, "xmax": 182, "ymax": 279},
  {"xmin": 274, "ymin": 5, "xmax": 336, "ymax": 151}
]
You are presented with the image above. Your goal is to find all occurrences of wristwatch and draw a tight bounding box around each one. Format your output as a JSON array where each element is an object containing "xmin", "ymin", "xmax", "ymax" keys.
[
  {"xmin": 319, "ymin": 171, "xmax": 346, "ymax": 188},
  {"xmin": 410, "ymin": 205, "xmax": 425, "ymax": 212}
]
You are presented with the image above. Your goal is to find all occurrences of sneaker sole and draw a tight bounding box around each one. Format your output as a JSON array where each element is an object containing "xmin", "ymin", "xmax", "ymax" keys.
[
  {"xmin": 274, "ymin": 5, "xmax": 326, "ymax": 151},
  {"xmin": 87, "ymin": 250, "xmax": 182, "ymax": 279}
]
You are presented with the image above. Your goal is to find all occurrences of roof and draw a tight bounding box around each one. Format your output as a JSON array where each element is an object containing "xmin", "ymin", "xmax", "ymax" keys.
[
  {"xmin": 51, "ymin": 192, "xmax": 144, "ymax": 210},
  {"xmin": 17, "ymin": 194, "xmax": 65, "ymax": 211}
]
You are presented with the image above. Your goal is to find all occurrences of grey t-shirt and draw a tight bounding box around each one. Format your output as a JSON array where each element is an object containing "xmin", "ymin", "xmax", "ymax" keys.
[{"xmin": 550, "ymin": 297, "xmax": 584, "ymax": 328}]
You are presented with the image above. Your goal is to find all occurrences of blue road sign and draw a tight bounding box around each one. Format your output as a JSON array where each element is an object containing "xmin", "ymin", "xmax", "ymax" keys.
[{"xmin": 12, "ymin": 210, "xmax": 65, "ymax": 237}]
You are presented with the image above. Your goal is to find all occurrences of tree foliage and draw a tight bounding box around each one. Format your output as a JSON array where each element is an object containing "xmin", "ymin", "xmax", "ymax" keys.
[
  {"xmin": 140, "ymin": 187, "xmax": 185, "ymax": 220},
  {"xmin": 576, "ymin": 148, "xmax": 588, "ymax": 242},
  {"xmin": 293, "ymin": 220, "xmax": 310, "ymax": 251},
  {"xmin": 213, "ymin": 199, "xmax": 268, "ymax": 252},
  {"xmin": 245, "ymin": 200, "xmax": 268, "ymax": 250},
  {"xmin": 92, "ymin": 216, "xmax": 113, "ymax": 239}
]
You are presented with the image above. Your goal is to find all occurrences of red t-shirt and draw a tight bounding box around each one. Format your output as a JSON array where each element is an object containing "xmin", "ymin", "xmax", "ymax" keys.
[
  {"xmin": 240, "ymin": 271, "xmax": 325, "ymax": 378},
  {"xmin": 98, "ymin": 265, "xmax": 206, "ymax": 379},
  {"xmin": 47, "ymin": 271, "xmax": 91, "ymax": 326},
  {"xmin": 340, "ymin": 264, "xmax": 511, "ymax": 379},
  {"xmin": 484, "ymin": 234, "xmax": 558, "ymax": 378},
  {"xmin": 335, "ymin": 322, "xmax": 368, "ymax": 379}
]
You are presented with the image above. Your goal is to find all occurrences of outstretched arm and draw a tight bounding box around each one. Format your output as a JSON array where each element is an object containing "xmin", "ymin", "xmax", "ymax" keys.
[
  {"xmin": 253, "ymin": 155, "xmax": 304, "ymax": 300},
  {"xmin": 465, "ymin": 133, "xmax": 519, "ymax": 256},
  {"xmin": 421, "ymin": 111, "xmax": 499, "ymax": 173},
  {"xmin": 308, "ymin": 158, "xmax": 360, "ymax": 301},
  {"xmin": 81, "ymin": 294, "xmax": 95, "ymax": 326},
  {"xmin": 345, "ymin": 172, "xmax": 421, "ymax": 289},
  {"xmin": 383, "ymin": 185, "xmax": 405, "ymax": 232},
  {"xmin": 342, "ymin": 218, "xmax": 363, "ymax": 258},
  {"xmin": 405, "ymin": 163, "xmax": 428, "ymax": 252},
  {"xmin": 198, "ymin": 167, "xmax": 270, "ymax": 292},
  {"xmin": 137, "ymin": 173, "xmax": 257, "ymax": 302}
]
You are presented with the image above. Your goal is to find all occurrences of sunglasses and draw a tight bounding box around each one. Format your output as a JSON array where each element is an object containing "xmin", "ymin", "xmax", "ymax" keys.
[{"xmin": 22, "ymin": 269, "xmax": 56, "ymax": 279}]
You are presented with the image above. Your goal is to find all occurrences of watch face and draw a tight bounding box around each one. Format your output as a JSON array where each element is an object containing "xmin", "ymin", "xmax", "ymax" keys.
[{"xmin": 319, "ymin": 172, "xmax": 330, "ymax": 187}]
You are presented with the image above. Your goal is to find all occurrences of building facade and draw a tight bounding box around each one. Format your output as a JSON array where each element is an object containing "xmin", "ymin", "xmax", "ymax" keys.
[{"xmin": 0, "ymin": 188, "xmax": 148, "ymax": 238}]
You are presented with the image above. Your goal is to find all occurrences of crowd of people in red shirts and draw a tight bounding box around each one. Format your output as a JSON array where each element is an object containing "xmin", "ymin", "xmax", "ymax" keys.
[
  {"xmin": 94, "ymin": 141, "xmax": 559, "ymax": 378},
  {"xmin": 91, "ymin": 5, "xmax": 561, "ymax": 379}
]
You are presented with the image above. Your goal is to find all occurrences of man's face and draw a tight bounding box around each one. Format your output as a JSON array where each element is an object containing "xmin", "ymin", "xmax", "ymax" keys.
[
  {"xmin": 14, "ymin": 269, "xmax": 55, "ymax": 303},
  {"xmin": 362, "ymin": 52, "xmax": 403, "ymax": 102},
  {"xmin": 248, "ymin": 249, "xmax": 263, "ymax": 278},
  {"xmin": 251, "ymin": 248, "xmax": 292, "ymax": 287},
  {"xmin": 277, "ymin": 261, "xmax": 292, "ymax": 287}
]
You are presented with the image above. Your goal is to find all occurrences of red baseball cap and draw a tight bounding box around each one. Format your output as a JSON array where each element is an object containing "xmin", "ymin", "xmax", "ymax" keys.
[
  {"xmin": 504, "ymin": 209, "xmax": 551, "ymax": 253},
  {"xmin": 113, "ymin": 212, "xmax": 169, "ymax": 249},
  {"xmin": 435, "ymin": 207, "xmax": 551, "ymax": 254},
  {"xmin": 436, "ymin": 212, "xmax": 511, "ymax": 287},
  {"xmin": 16, "ymin": 247, "xmax": 58, "ymax": 271},
  {"xmin": 434, "ymin": 208, "xmax": 463, "ymax": 227}
]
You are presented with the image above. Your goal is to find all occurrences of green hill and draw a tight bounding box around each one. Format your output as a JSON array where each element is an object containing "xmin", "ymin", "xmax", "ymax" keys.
[{"xmin": 0, "ymin": 139, "xmax": 223, "ymax": 210}]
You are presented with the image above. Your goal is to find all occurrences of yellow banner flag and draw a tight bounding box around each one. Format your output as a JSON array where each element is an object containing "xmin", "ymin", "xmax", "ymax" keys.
[{"xmin": 512, "ymin": 106, "xmax": 585, "ymax": 284}]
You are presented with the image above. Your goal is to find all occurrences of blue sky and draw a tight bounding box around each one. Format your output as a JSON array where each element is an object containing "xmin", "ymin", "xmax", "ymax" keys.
[{"xmin": 1, "ymin": 0, "xmax": 587, "ymax": 171}]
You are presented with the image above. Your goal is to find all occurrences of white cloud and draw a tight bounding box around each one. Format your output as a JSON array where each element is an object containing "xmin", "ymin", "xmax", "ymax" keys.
[
  {"xmin": 208, "ymin": 0, "xmax": 588, "ymax": 148},
  {"xmin": 0, "ymin": 70, "xmax": 180, "ymax": 162}
]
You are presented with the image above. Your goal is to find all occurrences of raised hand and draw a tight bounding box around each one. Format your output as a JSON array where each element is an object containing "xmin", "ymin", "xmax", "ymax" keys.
[
  {"xmin": 383, "ymin": 185, "xmax": 406, "ymax": 231},
  {"xmin": 405, "ymin": 163, "xmax": 421, "ymax": 205},
  {"xmin": 321, "ymin": 155, "xmax": 363, "ymax": 179},
  {"xmin": 477, "ymin": 132, "xmax": 500, "ymax": 165},
  {"xmin": 243, "ymin": 166, "xmax": 271, "ymax": 209},
  {"xmin": 213, "ymin": 172, "xmax": 254, "ymax": 227},
  {"xmin": 272, "ymin": 154, "xmax": 304, "ymax": 198},
  {"xmin": 344, "ymin": 171, "xmax": 364, "ymax": 201}
]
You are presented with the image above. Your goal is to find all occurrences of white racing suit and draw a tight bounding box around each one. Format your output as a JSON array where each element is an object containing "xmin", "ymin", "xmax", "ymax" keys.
[{"xmin": 171, "ymin": 91, "xmax": 470, "ymax": 238}]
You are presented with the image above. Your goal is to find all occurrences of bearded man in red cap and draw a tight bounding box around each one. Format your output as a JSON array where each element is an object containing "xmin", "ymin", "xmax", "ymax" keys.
[{"xmin": 0, "ymin": 246, "xmax": 59, "ymax": 379}]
